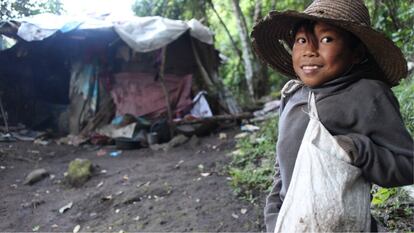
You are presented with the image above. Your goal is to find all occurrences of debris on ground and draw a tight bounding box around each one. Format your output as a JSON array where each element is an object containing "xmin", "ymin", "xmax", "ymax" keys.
[
  {"xmin": 219, "ymin": 133, "xmax": 227, "ymax": 140},
  {"xmin": 59, "ymin": 202, "xmax": 73, "ymax": 214},
  {"xmin": 57, "ymin": 135, "xmax": 88, "ymax": 146},
  {"xmin": 234, "ymin": 132, "xmax": 249, "ymax": 139},
  {"xmin": 109, "ymin": 150, "xmax": 123, "ymax": 157},
  {"xmin": 240, "ymin": 124, "xmax": 260, "ymax": 132}
]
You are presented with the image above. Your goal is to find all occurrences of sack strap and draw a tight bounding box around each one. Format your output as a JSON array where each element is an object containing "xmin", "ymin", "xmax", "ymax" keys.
[
  {"xmin": 307, "ymin": 92, "xmax": 319, "ymax": 120},
  {"xmin": 281, "ymin": 79, "xmax": 304, "ymax": 98}
]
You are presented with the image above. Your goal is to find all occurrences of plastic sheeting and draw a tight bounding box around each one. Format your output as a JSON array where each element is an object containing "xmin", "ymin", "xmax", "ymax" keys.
[
  {"xmin": 110, "ymin": 72, "xmax": 193, "ymax": 119},
  {"xmin": 0, "ymin": 35, "xmax": 17, "ymax": 51},
  {"xmin": 11, "ymin": 13, "xmax": 213, "ymax": 52}
]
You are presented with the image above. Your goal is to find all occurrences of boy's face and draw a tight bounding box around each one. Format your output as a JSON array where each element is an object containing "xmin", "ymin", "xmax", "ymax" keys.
[{"xmin": 292, "ymin": 22, "xmax": 359, "ymax": 87}]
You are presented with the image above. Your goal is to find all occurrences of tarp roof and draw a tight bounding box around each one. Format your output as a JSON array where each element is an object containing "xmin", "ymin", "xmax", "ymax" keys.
[{"xmin": 0, "ymin": 13, "xmax": 214, "ymax": 52}]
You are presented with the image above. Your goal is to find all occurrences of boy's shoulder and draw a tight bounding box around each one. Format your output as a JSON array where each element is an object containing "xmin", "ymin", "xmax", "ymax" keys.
[{"xmin": 349, "ymin": 78, "xmax": 394, "ymax": 99}]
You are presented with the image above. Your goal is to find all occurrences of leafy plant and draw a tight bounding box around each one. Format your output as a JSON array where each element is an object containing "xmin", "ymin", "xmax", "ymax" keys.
[
  {"xmin": 371, "ymin": 186, "xmax": 414, "ymax": 232},
  {"xmin": 371, "ymin": 187, "xmax": 398, "ymax": 206},
  {"xmin": 393, "ymin": 76, "xmax": 414, "ymax": 137},
  {"xmin": 227, "ymin": 117, "xmax": 278, "ymax": 202}
]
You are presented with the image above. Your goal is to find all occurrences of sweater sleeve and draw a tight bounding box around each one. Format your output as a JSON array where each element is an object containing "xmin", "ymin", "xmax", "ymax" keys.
[
  {"xmin": 347, "ymin": 90, "xmax": 414, "ymax": 187},
  {"xmin": 264, "ymin": 157, "xmax": 283, "ymax": 232}
]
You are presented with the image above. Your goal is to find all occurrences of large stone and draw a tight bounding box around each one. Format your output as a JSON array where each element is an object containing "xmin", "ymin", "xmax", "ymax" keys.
[
  {"xmin": 66, "ymin": 158, "xmax": 93, "ymax": 187},
  {"xmin": 24, "ymin": 168, "xmax": 49, "ymax": 185},
  {"xmin": 168, "ymin": 134, "xmax": 189, "ymax": 148}
]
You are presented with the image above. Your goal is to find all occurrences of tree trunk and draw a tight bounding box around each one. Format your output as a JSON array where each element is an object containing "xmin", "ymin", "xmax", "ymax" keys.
[
  {"xmin": 231, "ymin": 0, "xmax": 257, "ymax": 99},
  {"xmin": 253, "ymin": 0, "xmax": 262, "ymax": 23},
  {"xmin": 207, "ymin": 0, "xmax": 243, "ymax": 60},
  {"xmin": 253, "ymin": 0, "xmax": 270, "ymax": 97},
  {"xmin": 271, "ymin": 0, "xmax": 276, "ymax": 10}
]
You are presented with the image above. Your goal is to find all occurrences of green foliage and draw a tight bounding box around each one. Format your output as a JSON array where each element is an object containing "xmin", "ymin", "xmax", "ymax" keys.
[
  {"xmin": 132, "ymin": 0, "xmax": 207, "ymax": 21},
  {"xmin": 393, "ymin": 76, "xmax": 414, "ymax": 137},
  {"xmin": 372, "ymin": 187, "xmax": 398, "ymax": 206},
  {"xmin": 367, "ymin": 0, "xmax": 414, "ymax": 59},
  {"xmin": 0, "ymin": 0, "xmax": 63, "ymax": 20},
  {"xmin": 227, "ymin": 117, "xmax": 278, "ymax": 202},
  {"xmin": 371, "ymin": 186, "xmax": 414, "ymax": 232}
]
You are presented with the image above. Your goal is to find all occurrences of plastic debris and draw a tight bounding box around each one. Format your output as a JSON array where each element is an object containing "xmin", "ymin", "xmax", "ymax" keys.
[
  {"xmin": 59, "ymin": 202, "xmax": 73, "ymax": 214},
  {"xmin": 96, "ymin": 149, "xmax": 107, "ymax": 157},
  {"xmin": 102, "ymin": 195, "xmax": 113, "ymax": 201},
  {"xmin": 241, "ymin": 124, "xmax": 260, "ymax": 132},
  {"xmin": 110, "ymin": 150, "xmax": 122, "ymax": 157},
  {"xmin": 219, "ymin": 133, "xmax": 227, "ymax": 140},
  {"xmin": 32, "ymin": 225, "xmax": 40, "ymax": 232},
  {"xmin": 96, "ymin": 181, "xmax": 104, "ymax": 188},
  {"xmin": 175, "ymin": 160, "xmax": 184, "ymax": 169},
  {"xmin": 241, "ymin": 208, "xmax": 248, "ymax": 214},
  {"xmin": 73, "ymin": 225, "xmax": 81, "ymax": 233}
]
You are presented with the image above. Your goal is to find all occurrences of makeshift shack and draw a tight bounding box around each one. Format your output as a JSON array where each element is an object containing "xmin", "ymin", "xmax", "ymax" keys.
[{"xmin": 0, "ymin": 13, "xmax": 241, "ymax": 141}]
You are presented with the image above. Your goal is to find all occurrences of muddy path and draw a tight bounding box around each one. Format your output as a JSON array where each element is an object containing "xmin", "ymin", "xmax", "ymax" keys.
[{"xmin": 0, "ymin": 129, "xmax": 265, "ymax": 232}]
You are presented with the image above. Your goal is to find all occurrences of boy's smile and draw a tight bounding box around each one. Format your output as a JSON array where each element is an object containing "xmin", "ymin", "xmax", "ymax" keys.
[{"xmin": 292, "ymin": 22, "xmax": 359, "ymax": 87}]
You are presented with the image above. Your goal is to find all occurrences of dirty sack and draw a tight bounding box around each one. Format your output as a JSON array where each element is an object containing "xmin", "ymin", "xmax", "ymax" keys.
[{"xmin": 274, "ymin": 93, "xmax": 371, "ymax": 233}]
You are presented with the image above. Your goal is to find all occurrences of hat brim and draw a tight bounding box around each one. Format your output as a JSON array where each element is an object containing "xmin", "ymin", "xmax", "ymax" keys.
[{"xmin": 251, "ymin": 10, "xmax": 408, "ymax": 86}]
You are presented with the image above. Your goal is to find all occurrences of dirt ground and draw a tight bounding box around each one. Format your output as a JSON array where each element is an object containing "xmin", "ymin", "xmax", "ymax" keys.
[{"xmin": 0, "ymin": 129, "xmax": 265, "ymax": 232}]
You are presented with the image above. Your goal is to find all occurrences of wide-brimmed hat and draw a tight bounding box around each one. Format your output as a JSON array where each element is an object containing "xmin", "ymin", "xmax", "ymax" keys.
[{"xmin": 251, "ymin": 0, "xmax": 408, "ymax": 86}]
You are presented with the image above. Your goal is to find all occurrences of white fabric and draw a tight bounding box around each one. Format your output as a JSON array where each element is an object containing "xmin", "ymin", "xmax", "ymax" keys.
[
  {"xmin": 13, "ymin": 13, "xmax": 213, "ymax": 51},
  {"xmin": 274, "ymin": 92, "xmax": 371, "ymax": 233},
  {"xmin": 114, "ymin": 16, "xmax": 188, "ymax": 52},
  {"xmin": 190, "ymin": 91, "xmax": 213, "ymax": 118}
]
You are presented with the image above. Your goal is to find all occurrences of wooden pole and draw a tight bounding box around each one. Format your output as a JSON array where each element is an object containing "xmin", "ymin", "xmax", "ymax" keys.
[
  {"xmin": 158, "ymin": 46, "xmax": 175, "ymax": 138},
  {"xmin": 174, "ymin": 112, "xmax": 253, "ymax": 125}
]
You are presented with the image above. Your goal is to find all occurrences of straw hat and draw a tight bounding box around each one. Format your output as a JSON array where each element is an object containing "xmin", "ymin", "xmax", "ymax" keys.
[{"xmin": 251, "ymin": 0, "xmax": 408, "ymax": 86}]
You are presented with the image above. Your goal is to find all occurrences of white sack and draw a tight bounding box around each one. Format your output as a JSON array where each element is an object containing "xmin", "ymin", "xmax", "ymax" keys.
[
  {"xmin": 190, "ymin": 91, "xmax": 213, "ymax": 118},
  {"xmin": 274, "ymin": 92, "xmax": 371, "ymax": 233}
]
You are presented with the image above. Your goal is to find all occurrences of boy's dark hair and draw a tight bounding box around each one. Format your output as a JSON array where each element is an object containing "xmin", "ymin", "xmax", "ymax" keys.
[{"xmin": 291, "ymin": 20, "xmax": 361, "ymax": 50}]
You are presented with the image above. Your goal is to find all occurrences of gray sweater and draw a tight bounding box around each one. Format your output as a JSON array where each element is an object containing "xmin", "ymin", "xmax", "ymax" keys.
[{"xmin": 264, "ymin": 69, "xmax": 414, "ymax": 232}]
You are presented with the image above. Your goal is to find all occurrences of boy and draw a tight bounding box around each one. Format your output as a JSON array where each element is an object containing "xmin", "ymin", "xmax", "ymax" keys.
[{"xmin": 251, "ymin": 0, "xmax": 414, "ymax": 232}]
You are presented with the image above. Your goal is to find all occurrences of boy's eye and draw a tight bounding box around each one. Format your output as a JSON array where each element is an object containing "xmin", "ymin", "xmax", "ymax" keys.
[
  {"xmin": 321, "ymin": 37, "xmax": 333, "ymax": 43},
  {"xmin": 295, "ymin": 37, "xmax": 306, "ymax": 44}
]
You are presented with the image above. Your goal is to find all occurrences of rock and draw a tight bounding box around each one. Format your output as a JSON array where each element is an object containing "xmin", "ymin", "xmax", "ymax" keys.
[
  {"xmin": 66, "ymin": 159, "xmax": 93, "ymax": 187},
  {"xmin": 24, "ymin": 168, "xmax": 49, "ymax": 185},
  {"xmin": 149, "ymin": 143, "xmax": 169, "ymax": 151},
  {"xmin": 189, "ymin": 135, "xmax": 200, "ymax": 148},
  {"xmin": 149, "ymin": 134, "xmax": 189, "ymax": 152},
  {"xmin": 168, "ymin": 134, "xmax": 189, "ymax": 148},
  {"xmin": 176, "ymin": 125, "xmax": 195, "ymax": 136},
  {"xmin": 234, "ymin": 132, "xmax": 249, "ymax": 139}
]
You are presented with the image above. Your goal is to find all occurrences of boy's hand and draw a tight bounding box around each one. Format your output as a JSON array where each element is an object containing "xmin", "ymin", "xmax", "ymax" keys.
[{"xmin": 334, "ymin": 135, "xmax": 357, "ymax": 163}]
